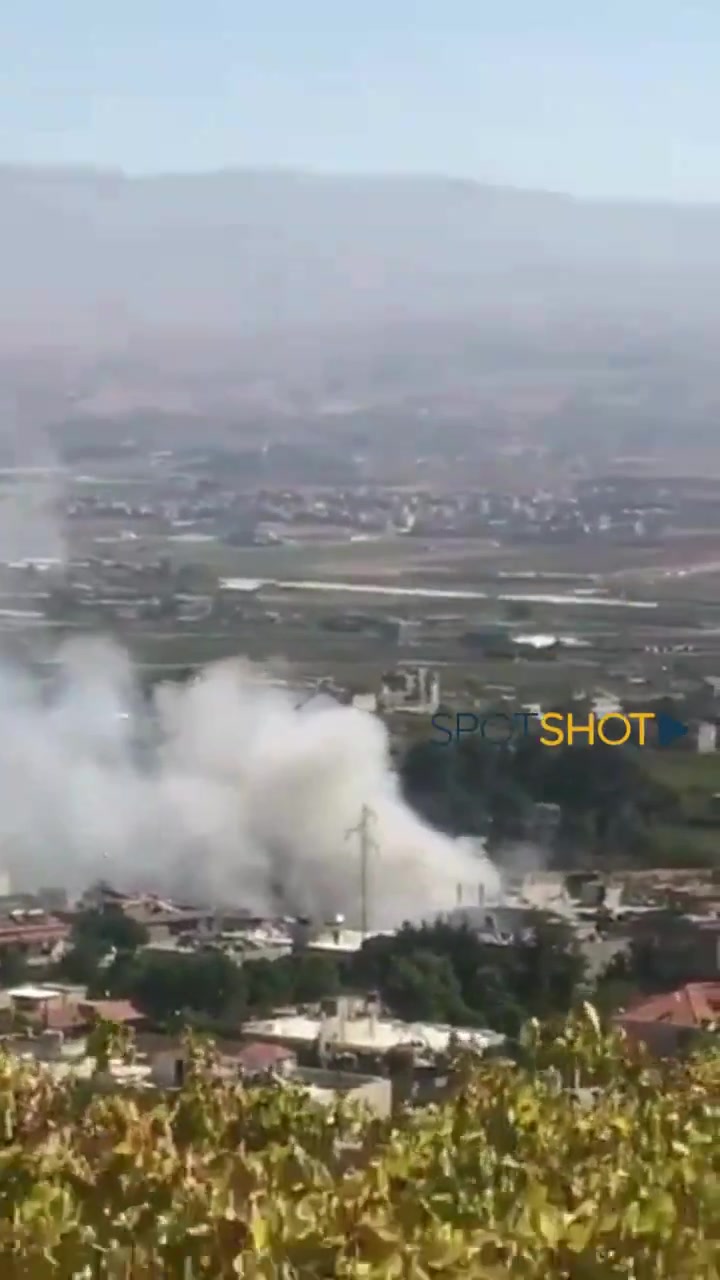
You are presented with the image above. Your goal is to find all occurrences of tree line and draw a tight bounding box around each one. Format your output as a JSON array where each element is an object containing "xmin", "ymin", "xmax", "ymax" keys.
[
  {"xmin": 398, "ymin": 720, "xmax": 699, "ymax": 865},
  {"xmin": 40, "ymin": 906, "xmax": 635, "ymax": 1039}
]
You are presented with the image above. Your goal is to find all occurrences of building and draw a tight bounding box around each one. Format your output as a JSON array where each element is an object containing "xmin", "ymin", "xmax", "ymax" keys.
[
  {"xmin": 696, "ymin": 721, "xmax": 718, "ymax": 754},
  {"xmin": 351, "ymin": 692, "xmax": 378, "ymax": 714},
  {"xmin": 5, "ymin": 986, "xmax": 145, "ymax": 1037},
  {"xmin": 1, "ymin": 1031, "xmax": 393, "ymax": 1115},
  {"xmin": 77, "ymin": 885, "xmax": 215, "ymax": 944},
  {"xmin": 241, "ymin": 994, "xmax": 505, "ymax": 1067},
  {"xmin": 149, "ymin": 1039, "xmax": 298, "ymax": 1088},
  {"xmin": 290, "ymin": 918, "xmax": 394, "ymax": 955},
  {"xmin": 0, "ymin": 913, "xmax": 69, "ymax": 960},
  {"xmin": 614, "ymin": 982, "xmax": 720, "ymax": 1056},
  {"xmin": 378, "ymin": 666, "xmax": 440, "ymax": 715},
  {"xmin": 293, "ymin": 1065, "xmax": 392, "ymax": 1116},
  {"xmin": 441, "ymin": 903, "xmax": 552, "ymax": 945}
]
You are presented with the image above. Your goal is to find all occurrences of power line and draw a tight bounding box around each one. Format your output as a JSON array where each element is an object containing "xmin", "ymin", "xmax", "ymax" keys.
[{"xmin": 345, "ymin": 804, "xmax": 379, "ymax": 942}]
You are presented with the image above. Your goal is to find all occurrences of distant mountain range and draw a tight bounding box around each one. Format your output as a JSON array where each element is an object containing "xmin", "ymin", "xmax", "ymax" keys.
[
  {"xmin": 2, "ymin": 166, "xmax": 720, "ymax": 430},
  {"xmin": 3, "ymin": 165, "xmax": 720, "ymax": 344}
]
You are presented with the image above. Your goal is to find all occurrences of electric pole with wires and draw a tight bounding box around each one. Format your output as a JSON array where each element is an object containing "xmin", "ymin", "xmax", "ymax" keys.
[{"xmin": 345, "ymin": 803, "xmax": 379, "ymax": 942}]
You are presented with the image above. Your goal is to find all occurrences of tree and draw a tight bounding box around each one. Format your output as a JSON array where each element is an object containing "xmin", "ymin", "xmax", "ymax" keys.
[
  {"xmin": 400, "ymin": 721, "xmax": 686, "ymax": 870},
  {"xmin": 349, "ymin": 920, "xmax": 587, "ymax": 1035},
  {"xmin": 382, "ymin": 950, "xmax": 469, "ymax": 1024},
  {"xmin": 127, "ymin": 951, "xmax": 244, "ymax": 1023},
  {"xmin": 72, "ymin": 907, "xmax": 149, "ymax": 955},
  {"xmin": 513, "ymin": 914, "xmax": 589, "ymax": 1019},
  {"xmin": 86, "ymin": 1016, "xmax": 135, "ymax": 1073},
  {"xmin": 601, "ymin": 911, "xmax": 705, "ymax": 994},
  {"xmin": 290, "ymin": 954, "xmax": 342, "ymax": 1004},
  {"xmin": 0, "ymin": 947, "xmax": 29, "ymax": 988},
  {"xmin": 54, "ymin": 907, "xmax": 150, "ymax": 988}
]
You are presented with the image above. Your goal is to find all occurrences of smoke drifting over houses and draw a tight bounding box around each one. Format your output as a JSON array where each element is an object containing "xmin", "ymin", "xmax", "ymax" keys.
[{"xmin": 0, "ymin": 640, "xmax": 500, "ymax": 926}]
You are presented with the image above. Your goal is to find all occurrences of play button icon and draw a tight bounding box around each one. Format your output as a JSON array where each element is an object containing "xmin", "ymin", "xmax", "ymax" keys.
[{"xmin": 656, "ymin": 712, "xmax": 689, "ymax": 748}]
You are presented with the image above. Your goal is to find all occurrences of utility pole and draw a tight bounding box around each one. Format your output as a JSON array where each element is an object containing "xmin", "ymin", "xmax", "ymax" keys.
[{"xmin": 345, "ymin": 804, "xmax": 378, "ymax": 941}]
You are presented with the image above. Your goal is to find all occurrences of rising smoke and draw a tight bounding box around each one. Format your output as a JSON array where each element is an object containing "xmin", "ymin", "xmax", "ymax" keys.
[{"xmin": 0, "ymin": 639, "xmax": 501, "ymax": 927}]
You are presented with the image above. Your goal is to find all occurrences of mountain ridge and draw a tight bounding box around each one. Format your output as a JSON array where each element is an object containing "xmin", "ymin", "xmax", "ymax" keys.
[
  {"xmin": 2, "ymin": 164, "xmax": 720, "ymax": 420},
  {"xmin": 3, "ymin": 163, "xmax": 720, "ymax": 211}
]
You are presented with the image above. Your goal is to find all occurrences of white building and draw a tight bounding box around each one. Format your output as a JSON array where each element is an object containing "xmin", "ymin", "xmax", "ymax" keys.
[
  {"xmin": 696, "ymin": 721, "xmax": 717, "ymax": 754},
  {"xmin": 378, "ymin": 666, "xmax": 440, "ymax": 715},
  {"xmin": 242, "ymin": 995, "xmax": 505, "ymax": 1061}
]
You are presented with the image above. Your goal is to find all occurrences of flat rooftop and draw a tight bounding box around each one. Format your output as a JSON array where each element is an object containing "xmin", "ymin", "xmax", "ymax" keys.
[{"xmin": 242, "ymin": 1013, "xmax": 505, "ymax": 1056}]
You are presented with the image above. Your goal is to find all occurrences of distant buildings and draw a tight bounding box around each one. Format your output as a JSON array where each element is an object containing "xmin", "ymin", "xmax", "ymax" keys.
[
  {"xmin": 378, "ymin": 666, "xmax": 440, "ymax": 715},
  {"xmin": 0, "ymin": 912, "xmax": 69, "ymax": 962}
]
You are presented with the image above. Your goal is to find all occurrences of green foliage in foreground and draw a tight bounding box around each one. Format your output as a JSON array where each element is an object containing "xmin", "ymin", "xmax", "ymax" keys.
[{"xmin": 0, "ymin": 1009, "xmax": 717, "ymax": 1277}]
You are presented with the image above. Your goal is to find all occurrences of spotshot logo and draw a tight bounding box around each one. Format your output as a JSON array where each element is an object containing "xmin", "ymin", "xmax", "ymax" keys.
[{"xmin": 430, "ymin": 710, "xmax": 689, "ymax": 749}]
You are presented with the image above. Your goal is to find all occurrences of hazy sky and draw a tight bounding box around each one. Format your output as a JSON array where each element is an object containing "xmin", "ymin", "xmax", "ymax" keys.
[{"xmin": 1, "ymin": 0, "xmax": 719, "ymax": 201}]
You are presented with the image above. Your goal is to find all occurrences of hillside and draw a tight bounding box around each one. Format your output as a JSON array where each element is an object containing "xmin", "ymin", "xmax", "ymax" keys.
[
  {"xmin": 4, "ymin": 166, "xmax": 720, "ymax": 340},
  {"xmin": 3, "ymin": 166, "xmax": 720, "ymax": 429}
]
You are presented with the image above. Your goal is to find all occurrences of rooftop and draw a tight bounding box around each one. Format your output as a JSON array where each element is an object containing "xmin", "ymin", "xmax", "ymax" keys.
[
  {"xmin": 615, "ymin": 982, "xmax": 720, "ymax": 1029},
  {"xmin": 306, "ymin": 928, "xmax": 394, "ymax": 953},
  {"xmin": 0, "ymin": 917, "xmax": 68, "ymax": 941},
  {"xmin": 242, "ymin": 1012, "xmax": 505, "ymax": 1056},
  {"xmin": 6, "ymin": 984, "xmax": 63, "ymax": 1002},
  {"xmin": 6, "ymin": 990, "xmax": 144, "ymax": 1030}
]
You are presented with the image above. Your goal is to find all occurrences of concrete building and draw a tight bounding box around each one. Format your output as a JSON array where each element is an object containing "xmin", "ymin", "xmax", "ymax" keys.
[
  {"xmin": 441, "ymin": 904, "xmax": 550, "ymax": 945},
  {"xmin": 241, "ymin": 994, "xmax": 505, "ymax": 1065},
  {"xmin": 696, "ymin": 721, "xmax": 717, "ymax": 754},
  {"xmin": 2, "ymin": 1033, "xmax": 394, "ymax": 1115},
  {"xmin": 5, "ymin": 986, "xmax": 145, "ymax": 1037},
  {"xmin": 149, "ymin": 1040, "xmax": 298, "ymax": 1089},
  {"xmin": 0, "ymin": 912, "xmax": 69, "ymax": 960},
  {"xmin": 291, "ymin": 919, "xmax": 394, "ymax": 955},
  {"xmin": 293, "ymin": 1065, "xmax": 392, "ymax": 1116},
  {"xmin": 378, "ymin": 666, "xmax": 440, "ymax": 715},
  {"xmin": 77, "ymin": 886, "xmax": 215, "ymax": 944}
]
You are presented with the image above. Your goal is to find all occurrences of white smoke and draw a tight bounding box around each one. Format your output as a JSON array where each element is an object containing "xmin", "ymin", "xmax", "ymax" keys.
[
  {"xmin": 0, "ymin": 638, "xmax": 500, "ymax": 928},
  {"xmin": 0, "ymin": 392, "xmax": 68, "ymax": 566}
]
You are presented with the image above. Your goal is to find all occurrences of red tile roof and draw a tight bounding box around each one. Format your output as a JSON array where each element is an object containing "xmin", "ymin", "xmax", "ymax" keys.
[
  {"xmin": 37, "ymin": 998, "xmax": 144, "ymax": 1033},
  {"xmin": 79, "ymin": 1000, "xmax": 145, "ymax": 1024},
  {"xmin": 615, "ymin": 982, "xmax": 720, "ymax": 1029},
  {"xmin": 236, "ymin": 1042, "xmax": 297, "ymax": 1073},
  {"xmin": 43, "ymin": 1004, "xmax": 86, "ymax": 1032},
  {"xmin": 0, "ymin": 918, "xmax": 69, "ymax": 945}
]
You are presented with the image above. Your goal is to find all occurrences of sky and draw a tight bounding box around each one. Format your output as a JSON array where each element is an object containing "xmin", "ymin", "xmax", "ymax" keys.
[{"xmin": 1, "ymin": 0, "xmax": 719, "ymax": 201}]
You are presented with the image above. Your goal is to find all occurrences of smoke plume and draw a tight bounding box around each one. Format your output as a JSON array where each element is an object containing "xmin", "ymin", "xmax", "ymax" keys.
[{"xmin": 0, "ymin": 639, "xmax": 500, "ymax": 927}]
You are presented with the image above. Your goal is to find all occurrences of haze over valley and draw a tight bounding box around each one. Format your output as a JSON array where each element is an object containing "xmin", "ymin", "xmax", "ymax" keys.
[{"xmin": 3, "ymin": 165, "xmax": 720, "ymax": 460}]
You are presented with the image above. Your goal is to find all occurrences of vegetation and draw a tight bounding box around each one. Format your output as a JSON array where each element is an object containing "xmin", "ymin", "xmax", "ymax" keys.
[
  {"xmin": 0, "ymin": 947, "xmax": 29, "ymax": 989},
  {"xmin": 400, "ymin": 730, "xmax": 720, "ymax": 866},
  {"xmin": 75, "ymin": 919, "xmax": 587, "ymax": 1037},
  {"xmin": 0, "ymin": 1010, "xmax": 716, "ymax": 1275},
  {"xmin": 55, "ymin": 906, "xmax": 149, "ymax": 986}
]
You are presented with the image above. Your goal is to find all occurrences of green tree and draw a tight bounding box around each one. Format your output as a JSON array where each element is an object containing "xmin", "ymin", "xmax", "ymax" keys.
[
  {"xmin": 73, "ymin": 907, "xmax": 149, "ymax": 955},
  {"xmin": 128, "ymin": 951, "xmax": 245, "ymax": 1023},
  {"xmin": 55, "ymin": 906, "xmax": 149, "ymax": 988},
  {"xmin": 0, "ymin": 947, "xmax": 29, "ymax": 988},
  {"xmin": 290, "ymin": 954, "xmax": 342, "ymax": 1004},
  {"xmin": 382, "ymin": 950, "xmax": 470, "ymax": 1024}
]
